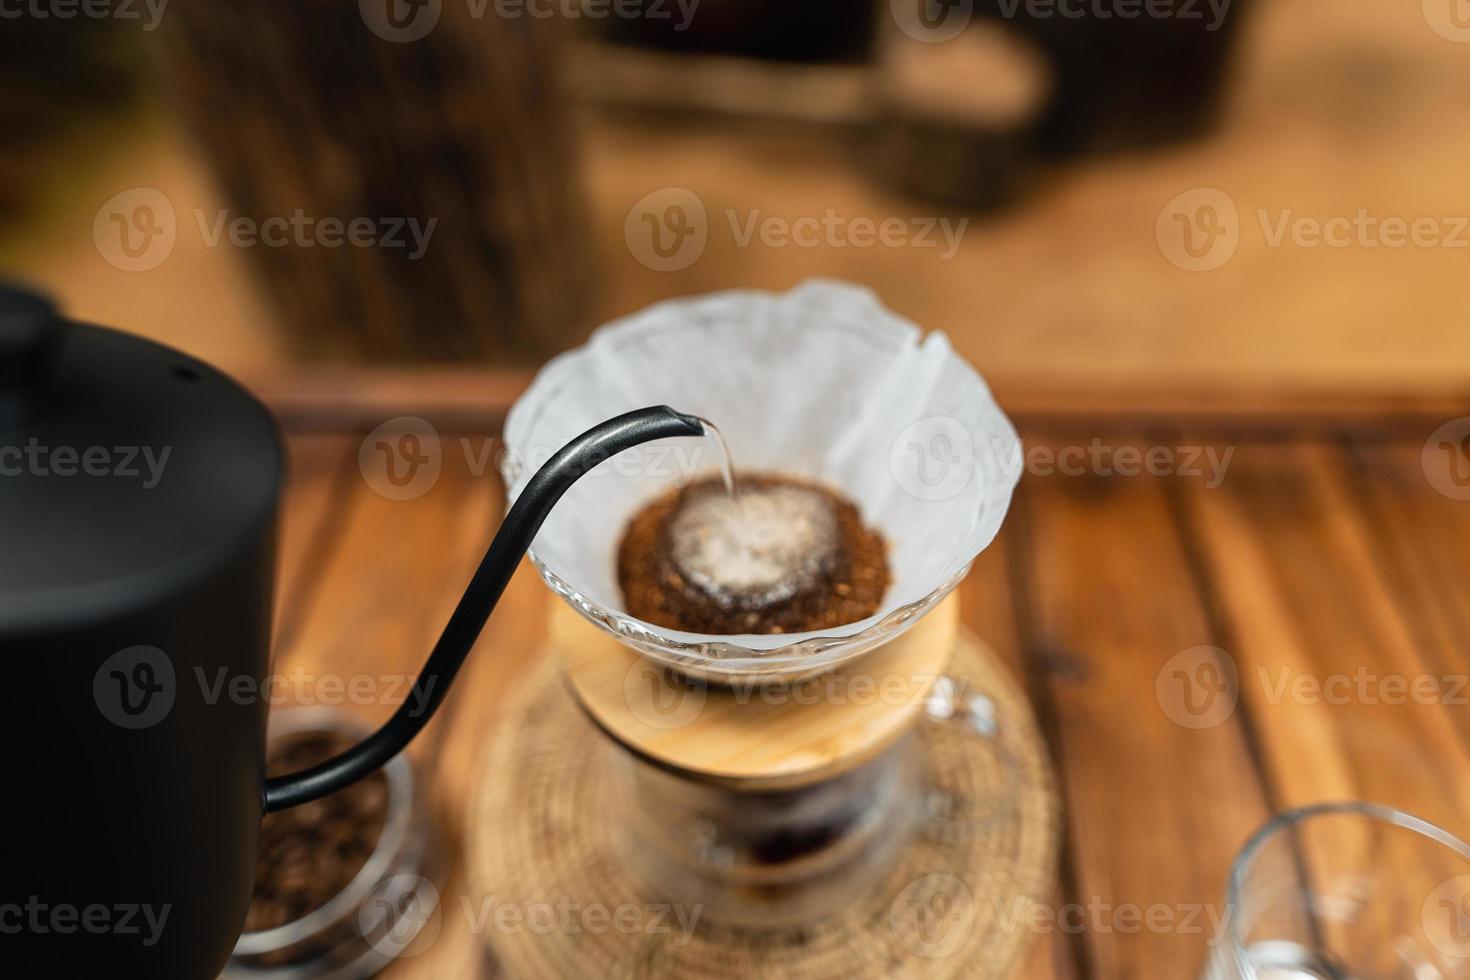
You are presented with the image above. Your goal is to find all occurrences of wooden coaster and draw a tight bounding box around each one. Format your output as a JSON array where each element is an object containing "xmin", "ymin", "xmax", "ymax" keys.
[
  {"xmin": 560, "ymin": 595, "xmax": 960, "ymax": 788},
  {"xmin": 468, "ymin": 626, "xmax": 1060, "ymax": 979}
]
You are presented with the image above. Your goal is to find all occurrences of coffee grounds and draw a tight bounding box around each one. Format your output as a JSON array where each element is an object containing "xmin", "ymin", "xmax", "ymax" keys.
[
  {"xmin": 244, "ymin": 730, "xmax": 390, "ymax": 937},
  {"xmin": 617, "ymin": 474, "xmax": 890, "ymax": 634}
]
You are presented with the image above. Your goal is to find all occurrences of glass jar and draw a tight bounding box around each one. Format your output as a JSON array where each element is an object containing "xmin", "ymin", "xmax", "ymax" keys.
[
  {"xmin": 223, "ymin": 707, "xmax": 439, "ymax": 979},
  {"xmin": 615, "ymin": 731, "xmax": 923, "ymax": 929}
]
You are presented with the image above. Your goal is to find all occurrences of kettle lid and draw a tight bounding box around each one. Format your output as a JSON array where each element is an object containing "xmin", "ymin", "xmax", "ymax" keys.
[{"xmin": 0, "ymin": 285, "xmax": 283, "ymax": 639}]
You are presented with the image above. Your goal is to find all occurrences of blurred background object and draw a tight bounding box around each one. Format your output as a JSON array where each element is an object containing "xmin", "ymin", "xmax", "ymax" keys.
[
  {"xmin": 155, "ymin": 3, "xmax": 593, "ymax": 363},
  {"xmin": 986, "ymin": 0, "xmax": 1254, "ymax": 154},
  {"xmin": 0, "ymin": 17, "xmax": 144, "ymax": 217},
  {"xmin": 3, "ymin": 0, "xmax": 1470, "ymax": 388},
  {"xmin": 869, "ymin": 19, "xmax": 1052, "ymax": 208},
  {"xmin": 586, "ymin": 0, "xmax": 875, "ymax": 63}
]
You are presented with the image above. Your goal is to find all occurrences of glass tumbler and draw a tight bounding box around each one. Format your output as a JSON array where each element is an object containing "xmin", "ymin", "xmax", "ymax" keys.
[{"xmin": 1205, "ymin": 801, "xmax": 1470, "ymax": 979}]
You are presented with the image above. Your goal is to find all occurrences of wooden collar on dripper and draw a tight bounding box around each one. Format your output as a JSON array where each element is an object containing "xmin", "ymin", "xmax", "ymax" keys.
[{"xmin": 558, "ymin": 594, "xmax": 959, "ymax": 790}]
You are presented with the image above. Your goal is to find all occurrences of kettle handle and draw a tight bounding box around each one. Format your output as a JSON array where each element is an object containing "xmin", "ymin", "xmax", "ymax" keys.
[{"xmin": 262, "ymin": 405, "xmax": 706, "ymax": 812}]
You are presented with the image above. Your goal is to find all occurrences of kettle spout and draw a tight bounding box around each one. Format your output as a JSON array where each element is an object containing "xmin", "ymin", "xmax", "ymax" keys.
[{"xmin": 262, "ymin": 405, "xmax": 705, "ymax": 811}]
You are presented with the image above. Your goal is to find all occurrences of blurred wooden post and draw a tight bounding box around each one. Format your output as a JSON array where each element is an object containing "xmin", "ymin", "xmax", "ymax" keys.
[{"xmin": 156, "ymin": 3, "xmax": 593, "ymax": 363}]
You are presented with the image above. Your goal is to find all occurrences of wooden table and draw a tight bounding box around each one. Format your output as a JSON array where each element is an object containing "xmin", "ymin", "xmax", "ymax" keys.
[{"xmin": 258, "ymin": 373, "xmax": 1470, "ymax": 979}]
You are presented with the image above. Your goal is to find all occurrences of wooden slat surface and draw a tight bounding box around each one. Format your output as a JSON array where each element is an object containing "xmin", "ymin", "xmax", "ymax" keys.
[
  {"xmin": 961, "ymin": 533, "xmax": 1078, "ymax": 980},
  {"xmin": 1008, "ymin": 441, "xmax": 1271, "ymax": 977},
  {"xmin": 1181, "ymin": 442, "xmax": 1470, "ymax": 828},
  {"xmin": 272, "ymin": 434, "xmax": 356, "ymax": 644},
  {"xmin": 1349, "ymin": 441, "xmax": 1470, "ymax": 707},
  {"xmin": 258, "ymin": 393, "xmax": 1470, "ymax": 979},
  {"xmin": 246, "ymin": 366, "xmax": 1470, "ymax": 437}
]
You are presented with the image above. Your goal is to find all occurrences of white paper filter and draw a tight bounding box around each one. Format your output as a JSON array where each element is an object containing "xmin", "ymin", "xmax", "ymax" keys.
[{"xmin": 502, "ymin": 280, "xmax": 1022, "ymax": 653}]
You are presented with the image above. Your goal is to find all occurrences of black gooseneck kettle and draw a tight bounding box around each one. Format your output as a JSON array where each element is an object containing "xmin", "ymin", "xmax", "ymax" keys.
[{"xmin": 0, "ymin": 284, "xmax": 705, "ymax": 978}]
